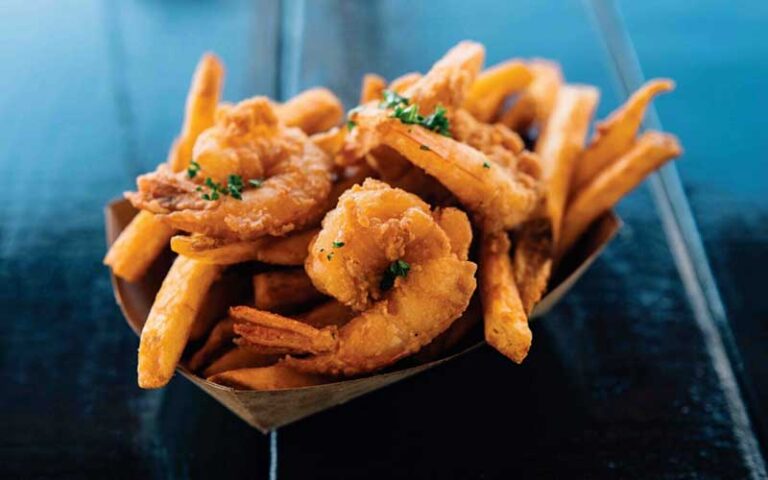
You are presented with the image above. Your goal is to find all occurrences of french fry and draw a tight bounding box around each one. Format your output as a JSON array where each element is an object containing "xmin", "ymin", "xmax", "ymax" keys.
[
  {"xmin": 168, "ymin": 53, "xmax": 225, "ymax": 172},
  {"xmin": 479, "ymin": 232, "xmax": 531, "ymax": 363},
  {"xmin": 310, "ymin": 127, "xmax": 347, "ymax": 156},
  {"xmin": 535, "ymin": 84, "xmax": 599, "ymax": 242},
  {"xmin": 171, "ymin": 229, "xmax": 317, "ymax": 266},
  {"xmin": 104, "ymin": 211, "xmax": 175, "ymax": 282},
  {"xmin": 570, "ymin": 79, "xmax": 674, "ymax": 194},
  {"xmin": 232, "ymin": 306, "xmax": 337, "ymax": 355},
  {"xmin": 105, "ymin": 54, "xmax": 224, "ymax": 281},
  {"xmin": 138, "ymin": 256, "xmax": 222, "ymax": 388},
  {"xmin": 207, "ymin": 365, "xmax": 327, "ymax": 390},
  {"xmin": 360, "ymin": 73, "xmax": 386, "ymax": 103},
  {"xmin": 275, "ymin": 87, "xmax": 344, "ymax": 134},
  {"xmin": 189, "ymin": 269, "xmax": 252, "ymax": 341},
  {"xmin": 253, "ymin": 269, "xmax": 325, "ymax": 311},
  {"xmin": 513, "ymin": 218, "xmax": 553, "ymax": 314},
  {"xmin": 255, "ymin": 229, "xmax": 318, "ymax": 265},
  {"xmin": 202, "ymin": 347, "xmax": 278, "ymax": 377},
  {"xmin": 558, "ymin": 131, "xmax": 682, "ymax": 258},
  {"xmin": 500, "ymin": 60, "xmax": 562, "ymax": 131},
  {"xmin": 298, "ymin": 300, "xmax": 355, "ymax": 329},
  {"xmin": 171, "ymin": 234, "xmax": 267, "ymax": 265},
  {"xmin": 464, "ymin": 60, "xmax": 532, "ymax": 122},
  {"xmin": 388, "ymin": 72, "xmax": 422, "ymax": 94},
  {"xmin": 187, "ymin": 318, "xmax": 235, "ymax": 372}
]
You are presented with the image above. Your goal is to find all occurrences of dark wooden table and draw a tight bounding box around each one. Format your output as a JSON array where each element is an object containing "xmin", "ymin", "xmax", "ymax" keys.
[{"xmin": 2, "ymin": 1, "xmax": 766, "ymax": 478}]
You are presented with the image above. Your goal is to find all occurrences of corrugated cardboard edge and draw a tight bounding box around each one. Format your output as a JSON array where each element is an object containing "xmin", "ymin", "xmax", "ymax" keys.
[{"xmin": 105, "ymin": 199, "xmax": 619, "ymax": 432}]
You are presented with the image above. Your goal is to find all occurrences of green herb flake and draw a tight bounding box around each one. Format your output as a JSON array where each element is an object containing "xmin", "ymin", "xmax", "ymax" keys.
[
  {"xmin": 390, "ymin": 103, "xmax": 452, "ymax": 137},
  {"xmin": 482, "ymin": 161, "xmax": 491, "ymax": 169},
  {"xmin": 391, "ymin": 104, "xmax": 421, "ymax": 124},
  {"xmin": 422, "ymin": 105, "xmax": 452, "ymax": 137},
  {"xmin": 380, "ymin": 90, "xmax": 410, "ymax": 109},
  {"xmin": 200, "ymin": 177, "xmax": 224, "ymax": 201},
  {"xmin": 379, "ymin": 259, "xmax": 411, "ymax": 291},
  {"xmin": 187, "ymin": 160, "xmax": 201, "ymax": 178},
  {"xmin": 332, "ymin": 241, "xmax": 345, "ymax": 248},
  {"xmin": 346, "ymin": 120, "xmax": 357, "ymax": 131},
  {"xmin": 227, "ymin": 174, "xmax": 244, "ymax": 200},
  {"xmin": 249, "ymin": 179, "xmax": 263, "ymax": 188}
]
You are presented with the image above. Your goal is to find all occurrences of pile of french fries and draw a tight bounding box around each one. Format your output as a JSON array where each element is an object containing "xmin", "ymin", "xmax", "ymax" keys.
[{"xmin": 105, "ymin": 46, "xmax": 681, "ymax": 391}]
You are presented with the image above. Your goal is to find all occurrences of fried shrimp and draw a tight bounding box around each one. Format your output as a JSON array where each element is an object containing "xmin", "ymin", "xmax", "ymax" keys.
[
  {"xmin": 340, "ymin": 41, "xmax": 485, "ymax": 163},
  {"xmin": 234, "ymin": 179, "xmax": 477, "ymax": 376},
  {"xmin": 127, "ymin": 97, "xmax": 333, "ymax": 240},
  {"xmin": 338, "ymin": 42, "xmax": 540, "ymax": 232}
]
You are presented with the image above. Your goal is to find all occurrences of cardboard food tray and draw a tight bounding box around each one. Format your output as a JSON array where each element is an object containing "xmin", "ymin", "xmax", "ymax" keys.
[{"xmin": 105, "ymin": 199, "xmax": 620, "ymax": 432}]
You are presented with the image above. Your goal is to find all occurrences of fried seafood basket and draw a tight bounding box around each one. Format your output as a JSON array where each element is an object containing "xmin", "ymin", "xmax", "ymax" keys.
[{"xmin": 106, "ymin": 199, "xmax": 618, "ymax": 432}]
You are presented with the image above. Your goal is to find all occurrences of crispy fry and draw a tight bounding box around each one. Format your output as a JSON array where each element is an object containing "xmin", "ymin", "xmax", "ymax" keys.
[
  {"xmin": 571, "ymin": 79, "xmax": 674, "ymax": 194},
  {"xmin": 187, "ymin": 318, "xmax": 235, "ymax": 372},
  {"xmin": 253, "ymin": 269, "xmax": 325, "ymax": 311},
  {"xmin": 138, "ymin": 257, "xmax": 222, "ymax": 388},
  {"xmin": 403, "ymin": 41, "xmax": 485, "ymax": 113},
  {"xmin": 106, "ymin": 54, "xmax": 223, "ymax": 281},
  {"xmin": 255, "ymin": 229, "xmax": 318, "ymax": 265},
  {"xmin": 389, "ymin": 72, "xmax": 422, "ymax": 94},
  {"xmin": 207, "ymin": 365, "xmax": 327, "ymax": 390},
  {"xmin": 276, "ymin": 87, "xmax": 344, "ymax": 134},
  {"xmin": 535, "ymin": 84, "xmax": 599, "ymax": 242},
  {"xmin": 479, "ymin": 232, "xmax": 531, "ymax": 363},
  {"xmin": 232, "ymin": 306, "xmax": 338, "ymax": 355},
  {"xmin": 298, "ymin": 300, "xmax": 355, "ymax": 328},
  {"xmin": 168, "ymin": 53, "xmax": 225, "ymax": 172},
  {"xmin": 171, "ymin": 234, "xmax": 267, "ymax": 264},
  {"xmin": 360, "ymin": 73, "xmax": 387, "ymax": 103},
  {"xmin": 310, "ymin": 127, "xmax": 346, "ymax": 156},
  {"xmin": 513, "ymin": 218, "xmax": 553, "ymax": 314},
  {"xmin": 190, "ymin": 269, "xmax": 251, "ymax": 341},
  {"xmin": 104, "ymin": 211, "xmax": 175, "ymax": 282},
  {"xmin": 202, "ymin": 347, "xmax": 278, "ymax": 377},
  {"xmin": 558, "ymin": 131, "xmax": 682, "ymax": 258},
  {"xmin": 171, "ymin": 228, "xmax": 316, "ymax": 266},
  {"xmin": 501, "ymin": 60, "xmax": 562, "ymax": 131},
  {"xmin": 464, "ymin": 60, "xmax": 532, "ymax": 122}
]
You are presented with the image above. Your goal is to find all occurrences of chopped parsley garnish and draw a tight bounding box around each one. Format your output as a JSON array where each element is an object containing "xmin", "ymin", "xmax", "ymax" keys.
[
  {"xmin": 391, "ymin": 104, "xmax": 421, "ymax": 124},
  {"xmin": 187, "ymin": 160, "xmax": 201, "ymax": 178},
  {"xmin": 421, "ymin": 105, "xmax": 451, "ymax": 136},
  {"xmin": 390, "ymin": 103, "xmax": 452, "ymax": 137},
  {"xmin": 380, "ymin": 259, "xmax": 411, "ymax": 291},
  {"xmin": 199, "ymin": 175, "xmax": 262, "ymax": 201},
  {"xmin": 346, "ymin": 120, "xmax": 357, "ymax": 131},
  {"xmin": 482, "ymin": 161, "xmax": 491, "ymax": 169},
  {"xmin": 332, "ymin": 241, "xmax": 345, "ymax": 248},
  {"xmin": 419, "ymin": 144, "xmax": 430, "ymax": 151},
  {"xmin": 227, "ymin": 174, "xmax": 244, "ymax": 200},
  {"xmin": 201, "ymin": 177, "xmax": 223, "ymax": 201},
  {"xmin": 249, "ymin": 179, "xmax": 263, "ymax": 188},
  {"xmin": 380, "ymin": 90, "xmax": 410, "ymax": 109}
]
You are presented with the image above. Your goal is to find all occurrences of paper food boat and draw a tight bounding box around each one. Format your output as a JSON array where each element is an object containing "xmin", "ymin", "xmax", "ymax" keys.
[{"xmin": 106, "ymin": 199, "xmax": 619, "ymax": 432}]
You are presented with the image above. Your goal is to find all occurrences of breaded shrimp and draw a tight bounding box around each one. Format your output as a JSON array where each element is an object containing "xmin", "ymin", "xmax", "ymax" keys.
[
  {"xmin": 234, "ymin": 180, "xmax": 477, "ymax": 376},
  {"xmin": 127, "ymin": 97, "xmax": 333, "ymax": 240}
]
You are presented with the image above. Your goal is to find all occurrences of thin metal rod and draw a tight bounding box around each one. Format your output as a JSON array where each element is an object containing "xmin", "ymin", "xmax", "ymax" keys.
[
  {"xmin": 586, "ymin": 1, "xmax": 766, "ymax": 477},
  {"xmin": 269, "ymin": 430, "xmax": 279, "ymax": 480}
]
